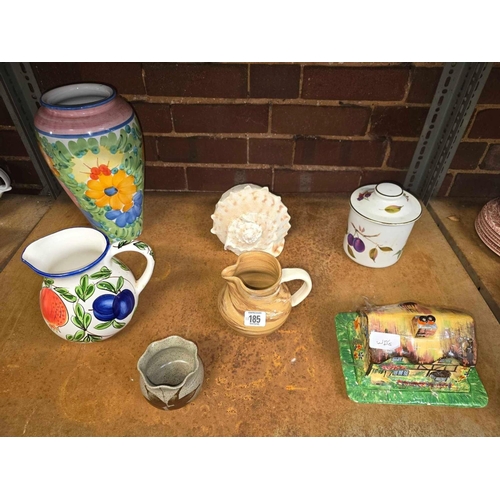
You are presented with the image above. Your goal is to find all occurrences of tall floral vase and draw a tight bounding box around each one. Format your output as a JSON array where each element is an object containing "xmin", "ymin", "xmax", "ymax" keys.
[{"xmin": 34, "ymin": 83, "xmax": 144, "ymax": 242}]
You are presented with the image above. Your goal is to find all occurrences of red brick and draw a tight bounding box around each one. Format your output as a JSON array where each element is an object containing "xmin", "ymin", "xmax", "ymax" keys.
[
  {"xmin": 0, "ymin": 97, "xmax": 13, "ymax": 126},
  {"xmin": 302, "ymin": 66, "xmax": 409, "ymax": 101},
  {"xmin": 79, "ymin": 63, "xmax": 145, "ymax": 95},
  {"xmin": 370, "ymin": 106, "xmax": 429, "ymax": 137},
  {"xmin": 407, "ymin": 67, "xmax": 443, "ymax": 103},
  {"xmin": 172, "ymin": 105, "xmax": 268, "ymax": 133},
  {"xmin": 157, "ymin": 137, "xmax": 246, "ymax": 164},
  {"xmin": 131, "ymin": 103, "xmax": 172, "ymax": 133},
  {"xmin": 468, "ymin": 109, "xmax": 500, "ymax": 139},
  {"xmin": 449, "ymin": 173, "xmax": 500, "ymax": 198},
  {"xmin": 32, "ymin": 62, "xmax": 81, "ymax": 93},
  {"xmin": 0, "ymin": 130, "xmax": 28, "ymax": 156},
  {"xmin": 294, "ymin": 138, "xmax": 385, "ymax": 167},
  {"xmin": 360, "ymin": 169, "xmax": 407, "ymax": 186},
  {"xmin": 478, "ymin": 68, "xmax": 500, "ymax": 104},
  {"xmin": 143, "ymin": 136, "xmax": 157, "ymax": 161},
  {"xmin": 0, "ymin": 159, "xmax": 42, "ymax": 186},
  {"xmin": 33, "ymin": 62, "xmax": 145, "ymax": 98},
  {"xmin": 272, "ymin": 105, "xmax": 370, "ymax": 136},
  {"xmin": 387, "ymin": 141, "xmax": 417, "ymax": 169},
  {"xmin": 249, "ymin": 139, "xmax": 293, "ymax": 165},
  {"xmin": 144, "ymin": 63, "xmax": 247, "ymax": 98},
  {"xmin": 274, "ymin": 169, "xmax": 360, "ymax": 193},
  {"xmin": 187, "ymin": 167, "xmax": 272, "ymax": 191},
  {"xmin": 145, "ymin": 166, "xmax": 186, "ymax": 190},
  {"xmin": 480, "ymin": 145, "xmax": 500, "ymax": 171},
  {"xmin": 437, "ymin": 173, "xmax": 453, "ymax": 196},
  {"xmin": 449, "ymin": 142, "xmax": 488, "ymax": 170},
  {"xmin": 250, "ymin": 64, "xmax": 300, "ymax": 98}
]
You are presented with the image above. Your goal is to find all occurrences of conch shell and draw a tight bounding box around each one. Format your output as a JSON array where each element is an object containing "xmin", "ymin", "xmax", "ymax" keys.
[{"xmin": 211, "ymin": 184, "xmax": 291, "ymax": 256}]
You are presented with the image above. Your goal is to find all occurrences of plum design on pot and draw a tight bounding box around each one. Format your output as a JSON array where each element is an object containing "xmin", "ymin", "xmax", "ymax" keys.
[
  {"xmin": 93, "ymin": 289, "xmax": 135, "ymax": 322},
  {"xmin": 346, "ymin": 223, "xmax": 396, "ymax": 263}
]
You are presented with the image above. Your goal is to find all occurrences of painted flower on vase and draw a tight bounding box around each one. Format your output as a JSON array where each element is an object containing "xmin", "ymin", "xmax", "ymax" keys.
[
  {"xmin": 85, "ymin": 169, "xmax": 137, "ymax": 211},
  {"xmin": 105, "ymin": 191, "xmax": 143, "ymax": 227}
]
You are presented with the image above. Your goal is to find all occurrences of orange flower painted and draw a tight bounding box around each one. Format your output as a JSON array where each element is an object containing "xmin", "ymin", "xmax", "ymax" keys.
[{"xmin": 86, "ymin": 169, "xmax": 137, "ymax": 211}]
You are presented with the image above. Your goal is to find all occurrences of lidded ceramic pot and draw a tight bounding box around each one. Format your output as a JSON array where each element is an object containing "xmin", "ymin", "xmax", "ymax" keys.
[{"xmin": 343, "ymin": 182, "xmax": 422, "ymax": 268}]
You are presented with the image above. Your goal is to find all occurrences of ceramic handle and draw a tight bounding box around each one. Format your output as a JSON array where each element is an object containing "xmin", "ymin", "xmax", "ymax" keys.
[
  {"xmin": 281, "ymin": 268, "xmax": 312, "ymax": 307},
  {"xmin": 0, "ymin": 168, "xmax": 12, "ymax": 193},
  {"xmin": 109, "ymin": 240, "xmax": 155, "ymax": 294}
]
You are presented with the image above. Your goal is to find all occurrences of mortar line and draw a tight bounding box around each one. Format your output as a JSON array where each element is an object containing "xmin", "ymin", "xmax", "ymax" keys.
[{"xmin": 123, "ymin": 94, "xmax": 432, "ymax": 107}]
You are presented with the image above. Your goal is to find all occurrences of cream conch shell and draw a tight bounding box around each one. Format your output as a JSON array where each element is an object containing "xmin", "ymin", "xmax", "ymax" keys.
[{"xmin": 211, "ymin": 184, "xmax": 291, "ymax": 256}]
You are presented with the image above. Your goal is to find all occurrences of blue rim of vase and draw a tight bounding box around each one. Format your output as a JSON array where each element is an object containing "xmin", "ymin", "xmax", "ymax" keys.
[
  {"xmin": 21, "ymin": 227, "xmax": 111, "ymax": 278},
  {"xmin": 34, "ymin": 112, "xmax": 135, "ymax": 139},
  {"xmin": 40, "ymin": 83, "xmax": 117, "ymax": 111}
]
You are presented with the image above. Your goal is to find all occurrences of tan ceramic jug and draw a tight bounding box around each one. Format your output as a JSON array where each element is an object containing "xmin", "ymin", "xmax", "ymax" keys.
[{"xmin": 218, "ymin": 251, "xmax": 312, "ymax": 337}]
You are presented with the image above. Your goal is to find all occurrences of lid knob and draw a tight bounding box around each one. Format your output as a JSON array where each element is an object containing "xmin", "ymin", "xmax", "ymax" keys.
[{"xmin": 375, "ymin": 182, "xmax": 403, "ymax": 198}]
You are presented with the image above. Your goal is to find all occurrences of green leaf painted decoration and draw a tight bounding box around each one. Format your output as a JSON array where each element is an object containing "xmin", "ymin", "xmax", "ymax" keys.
[
  {"xmin": 385, "ymin": 205, "xmax": 403, "ymax": 213},
  {"xmin": 54, "ymin": 287, "xmax": 77, "ymax": 303},
  {"xmin": 74, "ymin": 330, "xmax": 85, "ymax": 341},
  {"xmin": 83, "ymin": 313, "xmax": 92, "ymax": 330},
  {"xmin": 112, "ymin": 258, "xmax": 130, "ymax": 272},
  {"xmin": 95, "ymin": 321, "xmax": 112, "ymax": 330},
  {"xmin": 43, "ymin": 278, "xmax": 54, "ymax": 286},
  {"xmin": 80, "ymin": 275, "xmax": 89, "ymax": 290},
  {"xmin": 71, "ymin": 316, "xmax": 84, "ymax": 329},
  {"xmin": 68, "ymin": 139, "xmax": 88, "ymax": 158},
  {"xmin": 117, "ymin": 240, "xmax": 132, "ymax": 249},
  {"xmin": 75, "ymin": 303, "xmax": 85, "ymax": 322},
  {"xmin": 394, "ymin": 249, "xmax": 403, "ymax": 260},
  {"xmin": 112, "ymin": 320, "xmax": 126, "ymax": 329},
  {"xmin": 97, "ymin": 281, "xmax": 116, "ymax": 293},
  {"xmin": 379, "ymin": 247, "xmax": 393, "ymax": 252},
  {"xmin": 369, "ymin": 248, "xmax": 378, "ymax": 262},
  {"xmin": 83, "ymin": 284, "xmax": 95, "ymax": 301},
  {"xmin": 116, "ymin": 276, "xmax": 124, "ymax": 293},
  {"xmin": 75, "ymin": 286, "xmax": 84, "ymax": 301},
  {"xmin": 87, "ymin": 137, "xmax": 100, "ymax": 154},
  {"xmin": 54, "ymin": 141, "xmax": 72, "ymax": 162},
  {"xmin": 90, "ymin": 267, "xmax": 112, "ymax": 280},
  {"xmin": 347, "ymin": 245, "xmax": 355, "ymax": 259},
  {"xmin": 75, "ymin": 285, "xmax": 85, "ymax": 301},
  {"xmin": 117, "ymin": 129, "xmax": 128, "ymax": 150},
  {"xmin": 133, "ymin": 241, "xmax": 149, "ymax": 251},
  {"xmin": 87, "ymin": 334, "xmax": 103, "ymax": 342},
  {"xmin": 75, "ymin": 275, "xmax": 91, "ymax": 301}
]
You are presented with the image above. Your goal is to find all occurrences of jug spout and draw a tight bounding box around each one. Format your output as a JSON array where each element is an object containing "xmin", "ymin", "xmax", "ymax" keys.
[
  {"xmin": 221, "ymin": 264, "xmax": 244, "ymax": 292},
  {"xmin": 221, "ymin": 251, "xmax": 282, "ymax": 296},
  {"xmin": 22, "ymin": 227, "xmax": 110, "ymax": 277}
]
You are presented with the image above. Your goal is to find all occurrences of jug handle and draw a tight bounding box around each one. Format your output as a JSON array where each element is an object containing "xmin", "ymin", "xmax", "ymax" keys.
[
  {"xmin": 280, "ymin": 268, "xmax": 312, "ymax": 307},
  {"xmin": 0, "ymin": 168, "xmax": 12, "ymax": 193},
  {"xmin": 108, "ymin": 240, "xmax": 155, "ymax": 294}
]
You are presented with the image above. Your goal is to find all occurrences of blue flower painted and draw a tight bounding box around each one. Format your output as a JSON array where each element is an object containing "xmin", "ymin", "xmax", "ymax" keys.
[{"xmin": 105, "ymin": 191, "xmax": 143, "ymax": 228}]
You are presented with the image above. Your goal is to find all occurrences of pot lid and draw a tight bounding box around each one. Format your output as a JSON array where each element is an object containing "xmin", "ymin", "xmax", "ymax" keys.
[{"xmin": 350, "ymin": 183, "xmax": 422, "ymax": 225}]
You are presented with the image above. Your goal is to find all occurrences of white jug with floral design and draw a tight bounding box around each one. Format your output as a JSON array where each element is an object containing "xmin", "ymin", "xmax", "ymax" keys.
[{"xmin": 22, "ymin": 227, "xmax": 155, "ymax": 342}]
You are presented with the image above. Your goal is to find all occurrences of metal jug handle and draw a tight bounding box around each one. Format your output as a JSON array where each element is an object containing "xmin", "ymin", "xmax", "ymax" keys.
[
  {"xmin": 280, "ymin": 268, "xmax": 312, "ymax": 307},
  {"xmin": 108, "ymin": 240, "xmax": 155, "ymax": 294}
]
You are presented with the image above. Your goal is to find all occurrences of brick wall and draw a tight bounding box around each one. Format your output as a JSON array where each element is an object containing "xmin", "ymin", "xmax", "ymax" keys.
[{"xmin": 1, "ymin": 63, "xmax": 499, "ymax": 197}]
